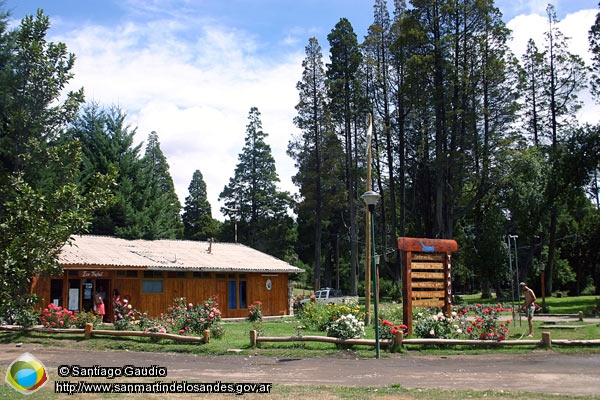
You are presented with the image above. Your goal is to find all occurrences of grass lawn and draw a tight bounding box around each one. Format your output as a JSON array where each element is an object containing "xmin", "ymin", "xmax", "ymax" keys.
[{"xmin": 1, "ymin": 295, "xmax": 599, "ymax": 399}]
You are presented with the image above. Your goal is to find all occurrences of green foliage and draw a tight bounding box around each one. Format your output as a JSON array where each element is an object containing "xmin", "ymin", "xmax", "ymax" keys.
[
  {"xmin": 219, "ymin": 107, "xmax": 296, "ymax": 260},
  {"xmin": 182, "ymin": 169, "xmax": 219, "ymax": 240},
  {"xmin": 73, "ymin": 311, "xmax": 99, "ymax": 329},
  {"xmin": 298, "ymin": 301, "xmax": 364, "ymax": 332},
  {"xmin": 118, "ymin": 131, "xmax": 183, "ymax": 240},
  {"xmin": 0, "ymin": 10, "xmax": 113, "ymax": 322}
]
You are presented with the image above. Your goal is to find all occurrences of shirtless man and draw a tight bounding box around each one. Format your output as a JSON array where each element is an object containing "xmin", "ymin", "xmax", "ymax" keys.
[{"xmin": 520, "ymin": 282, "xmax": 537, "ymax": 337}]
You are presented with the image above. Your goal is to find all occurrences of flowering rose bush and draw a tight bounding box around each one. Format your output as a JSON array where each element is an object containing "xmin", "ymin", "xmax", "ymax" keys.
[
  {"xmin": 247, "ymin": 301, "xmax": 263, "ymax": 323},
  {"xmin": 159, "ymin": 296, "xmax": 222, "ymax": 336},
  {"xmin": 114, "ymin": 299, "xmax": 140, "ymax": 330},
  {"xmin": 40, "ymin": 303, "xmax": 76, "ymax": 328},
  {"xmin": 457, "ymin": 303, "xmax": 511, "ymax": 341},
  {"xmin": 413, "ymin": 309, "xmax": 460, "ymax": 339},
  {"xmin": 413, "ymin": 304, "xmax": 512, "ymax": 341},
  {"xmin": 326, "ymin": 314, "xmax": 365, "ymax": 339},
  {"xmin": 247, "ymin": 300, "xmax": 264, "ymax": 335},
  {"xmin": 378, "ymin": 318, "xmax": 408, "ymax": 340}
]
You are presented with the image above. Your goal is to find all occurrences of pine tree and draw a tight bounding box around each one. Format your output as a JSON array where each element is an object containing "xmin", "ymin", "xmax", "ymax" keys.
[
  {"xmin": 117, "ymin": 131, "xmax": 183, "ymax": 239},
  {"xmin": 289, "ymin": 37, "xmax": 347, "ymax": 289},
  {"xmin": 182, "ymin": 169, "xmax": 219, "ymax": 240},
  {"xmin": 68, "ymin": 103, "xmax": 142, "ymax": 235},
  {"xmin": 327, "ymin": 18, "xmax": 365, "ymax": 295},
  {"xmin": 220, "ymin": 107, "xmax": 296, "ymax": 260}
]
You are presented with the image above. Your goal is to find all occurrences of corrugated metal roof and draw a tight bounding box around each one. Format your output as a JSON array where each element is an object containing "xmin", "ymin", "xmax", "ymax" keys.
[{"xmin": 59, "ymin": 235, "xmax": 304, "ymax": 274}]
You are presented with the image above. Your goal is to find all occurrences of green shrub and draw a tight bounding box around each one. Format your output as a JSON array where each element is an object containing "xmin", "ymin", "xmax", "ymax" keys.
[
  {"xmin": 73, "ymin": 311, "xmax": 99, "ymax": 328},
  {"xmin": 299, "ymin": 301, "xmax": 364, "ymax": 332}
]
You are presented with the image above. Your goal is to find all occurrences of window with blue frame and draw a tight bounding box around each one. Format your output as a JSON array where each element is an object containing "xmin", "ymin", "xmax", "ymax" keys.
[{"xmin": 227, "ymin": 274, "xmax": 247, "ymax": 309}]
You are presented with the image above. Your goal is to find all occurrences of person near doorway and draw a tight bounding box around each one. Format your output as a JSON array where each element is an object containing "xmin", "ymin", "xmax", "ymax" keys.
[
  {"xmin": 96, "ymin": 295, "xmax": 105, "ymax": 324},
  {"xmin": 113, "ymin": 289, "xmax": 121, "ymax": 321},
  {"xmin": 520, "ymin": 282, "xmax": 537, "ymax": 337}
]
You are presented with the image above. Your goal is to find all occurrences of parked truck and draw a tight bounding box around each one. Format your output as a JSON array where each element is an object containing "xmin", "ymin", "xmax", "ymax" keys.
[{"xmin": 299, "ymin": 288, "xmax": 358, "ymax": 306}]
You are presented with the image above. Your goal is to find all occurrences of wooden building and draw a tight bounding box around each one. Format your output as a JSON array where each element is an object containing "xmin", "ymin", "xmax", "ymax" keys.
[{"xmin": 31, "ymin": 235, "xmax": 303, "ymax": 320}]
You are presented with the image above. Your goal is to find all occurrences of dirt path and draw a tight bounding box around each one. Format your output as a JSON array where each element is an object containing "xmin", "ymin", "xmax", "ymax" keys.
[{"xmin": 1, "ymin": 342, "xmax": 599, "ymax": 397}]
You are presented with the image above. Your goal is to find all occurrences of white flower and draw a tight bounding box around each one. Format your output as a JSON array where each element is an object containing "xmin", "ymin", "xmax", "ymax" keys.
[{"xmin": 429, "ymin": 329, "xmax": 435, "ymax": 336}]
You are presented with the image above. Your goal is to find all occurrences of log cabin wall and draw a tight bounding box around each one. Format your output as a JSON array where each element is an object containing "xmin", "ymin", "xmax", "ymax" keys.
[{"xmin": 31, "ymin": 269, "xmax": 292, "ymax": 320}]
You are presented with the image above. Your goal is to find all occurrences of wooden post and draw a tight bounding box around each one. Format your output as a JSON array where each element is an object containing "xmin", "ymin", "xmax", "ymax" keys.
[
  {"xmin": 365, "ymin": 114, "xmax": 373, "ymax": 326},
  {"xmin": 249, "ymin": 330, "xmax": 258, "ymax": 347},
  {"xmin": 393, "ymin": 330, "xmax": 404, "ymax": 347},
  {"xmin": 578, "ymin": 311, "xmax": 583, "ymax": 321},
  {"xmin": 203, "ymin": 329, "xmax": 210, "ymax": 344},
  {"xmin": 85, "ymin": 323, "xmax": 93, "ymax": 339},
  {"xmin": 541, "ymin": 332, "xmax": 551, "ymax": 348}
]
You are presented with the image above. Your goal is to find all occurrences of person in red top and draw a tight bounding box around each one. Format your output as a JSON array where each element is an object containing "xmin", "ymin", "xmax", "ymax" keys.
[
  {"xmin": 96, "ymin": 295, "xmax": 105, "ymax": 324},
  {"xmin": 520, "ymin": 282, "xmax": 537, "ymax": 337}
]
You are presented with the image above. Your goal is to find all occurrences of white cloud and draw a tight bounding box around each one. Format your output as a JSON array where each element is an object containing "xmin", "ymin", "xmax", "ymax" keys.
[
  {"xmin": 51, "ymin": 18, "xmax": 302, "ymax": 221},
  {"xmin": 507, "ymin": 8, "xmax": 600, "ymax": 124}
]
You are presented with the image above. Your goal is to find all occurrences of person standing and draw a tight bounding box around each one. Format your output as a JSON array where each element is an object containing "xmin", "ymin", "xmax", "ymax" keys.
[
  {"xmin": 520, "ymin": 282, "xmax": 537, "ymax": 337},
  {"xmin": 96, "ymin": 295, "xmax": 105, "ymax": 324}
]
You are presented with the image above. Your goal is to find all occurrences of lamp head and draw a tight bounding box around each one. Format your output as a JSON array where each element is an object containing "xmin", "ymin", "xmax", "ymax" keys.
[{"xmin": 361, "ymin": 190, "xmax": 380, "ymax": 206}]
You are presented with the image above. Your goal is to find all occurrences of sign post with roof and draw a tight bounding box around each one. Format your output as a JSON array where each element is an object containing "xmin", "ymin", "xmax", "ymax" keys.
[{"xmin": 398, "ymin": 237, "xmax": 458, "ymax": 336}]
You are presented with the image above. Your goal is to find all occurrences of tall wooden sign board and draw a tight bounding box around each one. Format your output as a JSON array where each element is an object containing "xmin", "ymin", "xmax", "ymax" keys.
[{"xmin": 398, "ymin": 237, "xmax": 458, "ymax": 336}]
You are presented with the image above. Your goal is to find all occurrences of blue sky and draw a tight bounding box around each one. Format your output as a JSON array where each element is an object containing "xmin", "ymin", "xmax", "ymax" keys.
[{"xmin": 6, "ymin": 1, "xmax": 600, "ymax": 220}]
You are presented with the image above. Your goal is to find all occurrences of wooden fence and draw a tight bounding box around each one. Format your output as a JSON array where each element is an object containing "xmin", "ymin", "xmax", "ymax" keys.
[
  {"xmin": 0, "ymin": 324, "xmax": 210, "ymax": 343},
  {"xmin": 250, "ymin": 330, "xmax": 600, "ymax": 348}
]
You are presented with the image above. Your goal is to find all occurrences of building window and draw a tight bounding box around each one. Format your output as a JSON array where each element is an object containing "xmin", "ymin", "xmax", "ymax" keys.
[
  {"xmin": 227, "ymin": 275, "xmax": 247, "ymax": 310},
  {"xmin": 142, "ymin": 280, "xmax": 163, "ymax": 293},
  {"xmin": 143, "ymin": 271, "xmax": 163, "ymax": 278},
  {"xmin": 193, "ymin": 272, "xmax": 211, "ymax": 279},
  {"xmin": 117, "ymin": 270, "xmax": 138, "ymax": 278}
]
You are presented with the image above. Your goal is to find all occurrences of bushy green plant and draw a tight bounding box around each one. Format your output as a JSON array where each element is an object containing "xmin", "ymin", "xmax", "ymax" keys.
[
  {"xmin": 14, "ymin": 306, "xmax": 40, "ymax": 328},
  {"xmin": 73, "ymin": 311, "xmax": 98, "ymax": 328},
  {"xmin": 299, "ymin": 301, "xmax": 364, "ymax": 331},
  {"xmin": 210, "ymin": 324, "xmax": 226, "ymax": 339},
  {"xmin": 326, "ymin": 314, "xmax": 365, "ymax": 339}
]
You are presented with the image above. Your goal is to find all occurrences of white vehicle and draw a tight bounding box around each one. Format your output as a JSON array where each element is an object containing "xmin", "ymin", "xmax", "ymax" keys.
[{"xmin": 299, "ymin": 288, "xmax": 358, "ymax": 306}]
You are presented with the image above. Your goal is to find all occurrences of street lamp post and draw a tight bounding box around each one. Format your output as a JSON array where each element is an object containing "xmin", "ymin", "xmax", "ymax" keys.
[
  {"xmin": 362, "ymin": 190, "xmax": 380, "ymax": 359},
  {"xmin": 510, "ymin": 235, "xmax": 519, "ymax": 326}
]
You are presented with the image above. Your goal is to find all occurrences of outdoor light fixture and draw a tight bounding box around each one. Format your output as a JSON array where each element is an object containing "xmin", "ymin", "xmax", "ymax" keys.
[{"xmin": 362, "ymin": 190, "xmax": 380, "ymax": 359}]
